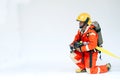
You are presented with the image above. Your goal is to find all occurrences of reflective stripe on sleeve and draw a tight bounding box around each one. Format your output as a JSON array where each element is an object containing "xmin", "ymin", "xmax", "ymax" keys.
[{"xmin": 86, "ymin": 45, "xmax": 90, "ymax": 51}]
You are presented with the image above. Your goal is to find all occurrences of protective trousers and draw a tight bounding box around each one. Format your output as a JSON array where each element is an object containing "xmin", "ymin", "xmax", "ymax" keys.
[{"xmin": 70, "ymin": 50, "xmax": 108, "ymax": 74}]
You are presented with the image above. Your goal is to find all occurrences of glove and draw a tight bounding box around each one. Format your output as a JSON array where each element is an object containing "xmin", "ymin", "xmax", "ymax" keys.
[
  {"xmin": 73, "ymin": 41, "xmax": 83, "ymax": 52},
  {"xmin": 74, "ymin": 41, "xmax": 83, "ymax": 48},
  {"xmin": 69, "ymin": 44, "xmax": 74, "ymax": 53}
]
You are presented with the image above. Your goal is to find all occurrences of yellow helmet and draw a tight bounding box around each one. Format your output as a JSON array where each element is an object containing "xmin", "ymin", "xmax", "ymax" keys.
[{"xmin": 76, "ymin": 13, "xmax": 92, "ymax": 25}]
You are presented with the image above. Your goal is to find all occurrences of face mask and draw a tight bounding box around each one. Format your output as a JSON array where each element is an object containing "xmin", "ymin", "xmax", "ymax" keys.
[{"xmin": 79, "ymin": 17, "xmax": 89, "ymax": 29}]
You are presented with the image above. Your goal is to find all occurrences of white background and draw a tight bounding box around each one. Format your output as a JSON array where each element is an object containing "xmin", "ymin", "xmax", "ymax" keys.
[{"xmin": 0, "ymin": 0, "xmax": 120, "ymax": 80}]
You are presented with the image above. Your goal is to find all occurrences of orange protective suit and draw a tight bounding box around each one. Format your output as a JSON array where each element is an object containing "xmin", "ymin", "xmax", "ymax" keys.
[{"xmin": 70, "ymin": 25, "xmax": 108, "ymax": 74}]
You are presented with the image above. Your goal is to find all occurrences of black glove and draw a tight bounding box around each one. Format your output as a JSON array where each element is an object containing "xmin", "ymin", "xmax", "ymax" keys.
[
  {"xmin": 73, "ymin": 41, "xmax": 83, "ymax": 49},
  {"xmin": 73, "ymin": 41, "xmax": 83, "ymax": 52},
  {"xmin": 69, "ymin": 41, "xmax": 83, "ymax": 53},
  {"xmin": 69, "ymin": 44, "xmax": 74, "ymax": 53}
]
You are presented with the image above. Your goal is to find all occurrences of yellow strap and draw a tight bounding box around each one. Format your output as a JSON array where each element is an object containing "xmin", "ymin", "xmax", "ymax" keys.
[{"xmin": 96, "ymin": 46, "xmax": 120, "ymax": 60}]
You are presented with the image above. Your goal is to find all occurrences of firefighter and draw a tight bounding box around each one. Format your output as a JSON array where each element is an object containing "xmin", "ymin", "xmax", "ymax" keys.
[{"xmin": 69, "ymin": 13, "xmax": 111, "ymax": 74}]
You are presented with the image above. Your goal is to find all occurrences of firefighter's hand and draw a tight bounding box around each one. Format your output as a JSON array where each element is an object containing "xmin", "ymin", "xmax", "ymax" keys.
[
  {"xmin": 69, "ymin": 44, "xmax": 74, "ymax": 53},
  {"xmin": 74, "ymin": 42, "xmax": 83, "ymax": 48},
  {"xmin": 70, "ymin": 44, "xmax": 74, "ymax": 49}
]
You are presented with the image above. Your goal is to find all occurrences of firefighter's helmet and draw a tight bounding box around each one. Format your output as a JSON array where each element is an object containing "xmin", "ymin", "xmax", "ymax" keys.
[{"xmin": 76, "ymin": 13, "xmax": 92, "ymax": 26}]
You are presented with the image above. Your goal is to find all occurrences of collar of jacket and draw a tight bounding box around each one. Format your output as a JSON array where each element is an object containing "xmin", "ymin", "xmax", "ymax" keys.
[{"xmin": 83, "ymin": 25, "xmax": 95, "ymax": 33}]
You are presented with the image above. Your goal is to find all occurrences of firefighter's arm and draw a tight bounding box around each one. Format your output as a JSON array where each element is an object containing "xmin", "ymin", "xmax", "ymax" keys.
[
  {"xmin": 71, "ymin": 30, "xmax": 81, "ymax": 45},
  {"xmin": 81, "ymin": 32, "xmax": 98, "ymax": 52},
  {"xmin": 70, "ymin": 30, "xmax": 81, "ymax": 52}
]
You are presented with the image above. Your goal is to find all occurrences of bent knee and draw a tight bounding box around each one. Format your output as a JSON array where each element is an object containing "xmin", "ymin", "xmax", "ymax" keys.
[
  {"xmin": 70, "ymin": 53, "xmax": 77, "ymax": 62},
  {"xmin": 70, "ymin": 53, "xmax": 82, "ymax": 63}
]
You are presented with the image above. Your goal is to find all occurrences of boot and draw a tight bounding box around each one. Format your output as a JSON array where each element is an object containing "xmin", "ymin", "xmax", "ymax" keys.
[
  {"xmin": 75, "ymin": 68, "xmax": 86, "ymax": 73},
  {"xmin": 106, "ymin": 63, "xmax": 111, "ymax": 71}
]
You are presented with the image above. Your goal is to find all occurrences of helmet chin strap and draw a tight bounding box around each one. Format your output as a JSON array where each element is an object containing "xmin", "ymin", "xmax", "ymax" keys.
[{"xmin": 79, "ymin": 17, "xmax": 89, "ymax": 28}]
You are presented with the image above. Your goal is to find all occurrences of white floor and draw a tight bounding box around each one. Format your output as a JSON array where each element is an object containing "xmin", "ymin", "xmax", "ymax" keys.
[
  {"xmin": 0, "ymin": 60, "xmax": 120, "ymax": 80},
  {"xmin": 0, "ymin": 70, "xmax": 120, "ymax": 80},
  {"xmin": 0, "ymin": 72, "xmax": 120, "ymax": 80}
]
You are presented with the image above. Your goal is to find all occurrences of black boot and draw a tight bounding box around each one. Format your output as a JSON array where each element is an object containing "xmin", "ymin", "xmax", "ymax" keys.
[
  {"xmin": 106, "ymin": 63, "xmax": 111, "ymax": 71},
  {"xmin": 75, "ymin": 68, "xmax": 86, "ymax": 73}
]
